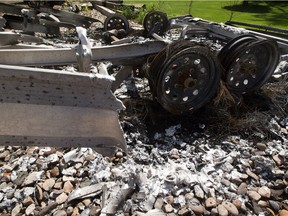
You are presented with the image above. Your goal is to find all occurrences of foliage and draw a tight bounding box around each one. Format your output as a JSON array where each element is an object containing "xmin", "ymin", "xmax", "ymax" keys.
[{"xmin": 125, "ymin": 0, "xmax": 288, "ymax": 29}]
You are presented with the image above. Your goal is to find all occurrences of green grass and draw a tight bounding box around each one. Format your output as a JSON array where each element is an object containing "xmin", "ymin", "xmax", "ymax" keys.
[{"xmin": 125, "ymin": 1, "xmax": 288, "ymax": 29}]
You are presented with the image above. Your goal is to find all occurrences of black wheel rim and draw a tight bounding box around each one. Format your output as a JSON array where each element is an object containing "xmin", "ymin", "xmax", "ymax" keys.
[
  {"xmin": 104, "ymin": 14, "xmax": 130, "ymax": 31},
  {"xmin": 143, "ymin": 10, "xmax": 168, "ymax": 36},
  {"xmin": 156, "ymin": 46, "xmax": 221, "ymax": 114},
  {"xmin": 225, "ymin": 39, "xmax": 279, "ymax": 93}
]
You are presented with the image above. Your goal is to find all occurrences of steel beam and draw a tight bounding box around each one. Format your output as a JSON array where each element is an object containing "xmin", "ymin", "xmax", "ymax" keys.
[{"xmin": 0, "ymin": 41, "xmax": 166, "ymax": 66}]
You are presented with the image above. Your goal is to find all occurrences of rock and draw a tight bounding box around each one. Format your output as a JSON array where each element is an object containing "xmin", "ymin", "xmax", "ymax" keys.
[
  {"xmin": 256, "ymin": 143, "xmax": 267, "ymax": 151},
  {"xmin": 154, "ymin": 197, "xmax": 164, "ymax": 209},
  {"xmin": 24, "ymin": 187, "xmax": 35, "ymax": 197},
  {"xmin": 82, "ymin": 198, "xmax": 91, "ymax": 207},
  {"xmin": 164, "ymin": 204, "xmax": 174, "ymax": 213},
  {"xmin": 56, "ymin": 193, "xmax": 68, "ymax": 204},
  {"xmin": 50, "ymin": 189, "xmax": 64, "ymax": 199},
  {"xmin": 194, "ymin": 185, "xmax": 205, "ymax": 199},
  {"xmin": 22, "ymin": 171, "xmax": 43, "ymax": 186},
  {"xmin": 46, "ymin": 153, "xmax": 59, "ymax": 164},
  {"xmin": 38, "ymin": 202, "xmax": 58, "ymax": 216},
  {"xmin": 63, "ymin": 181, "xmax": 74, "ymax": 193},
  {"xmin": 53, "ymin": 210, "xmax": 67, "ymax": 216},
  {"xmin": 23, "ymin": 196, "xmax": 34, "ymax": 207},
  {"xmin": 50, "ymin": 167, "xmax": 60, "ymax": 177},
  {"xmin": 221, "ymin": 179, "xmax": 231, "ymax": 187},
  {"xmin": 63, "ymin": 176, "xmax": 75, "ymax": 182},
  {"xmin": 217, "ymin": 204, "xmax": 229, "ymax": 216},
  {"xmin": 25, "ymin": 203, "xmax": 36, "ymax": 215},
  {"xmin": 75, "ymin": 163, "xmax": 82, "ymax": 169},
  {"xmin": 71, "ymin": 207, "xmax": 79, "ymax": 216},
  {"xmin": 279, "ymin": 210, "xmax": 288, "ymax": 216},
  {"xmin": 39, "ymin": 147, "xmax": 56, "ymax": 156},
  {"xmin": 232, "ymin": 199, "xmax": 242, "ymax": 209},
  {"xmin": 258, "ymin": 186, "xmax": 271, "ymax": 198},
  {"xmin": 35, "ymin": 184, "xmax": 43, "ymax": 201},
  {"xmin": 67, "ymin": 206, "xmax": 74, "ymax": 215},
  {"xmin": 205, "ymin": 197, "xmax": 217, "ymax": 208},
  {"xmin": 189, "ymin": 205, "xmax": 205, "ymax": 215},
  {"xmin": 6, "ymin": 189, "xmax": 15, "ymax": 199},
  {"xmin": 271, "ymin": 189, "xmax": 284, "ymax": 199},
  {"xmin": 178, "ymin": 207, "xmax": 190, "ymax": 216},
  {"xmin": 42, "ymin": 178, "xmax": 56, "ymax": 191},
  {"xmin": 211, "ymin": 208, "xmax": 218, "ymax": 215},
  {"xmin": 246, "ymin": 169, "xmax": 259, "ymax": 181},
  {"xmin": 237, "ymin": 182, "xmax": 247, "ymax": 195},
  {"xmin": 169, "ymin": 148, "xmax": 180, "ymax": 159},
  {"xmin": 54, "ymin": 182, "xmax": 63, "ymax": 190},
  {"xmin": 166, "ymin": 195, "xmax": 174, "ymax": 205},
  {"xmin": 62, "ymin": 167, "xmax": 77, "ymax": 176},
  {"xmin": 252, "ymin": 201, "xmax": 263, "ymax": 214},
  {"xmin": 247, "ymin": 191, "xmax": 261, "ymax": 201},
  {"xmin": 258, "ymin": 200, "xmax": 269, "ymax": 207},
  {"xmin": 222, "ymin": 201, "xmax": 239, "ymax": 216},
  {"xmin": 0, "ymin": 150, "xmax": 9, "ymax": 159},
  {"xmin": 11, "ymin": 203, "xmax": 22, "ymax": 216},
  {"xmin": 89, "ymin": 205, "xmax": 101, "ymax": 216},
  {"xmin": 273, "ymin": 154, "xmax": 284, "ymax": 166},
  {"xmin": 115, "ymin": 151, "xmax": 124, "ymax": 158},
  {"xmin": 269, "ymin": 200, "xmax": 280, "ymax": 212},
  {"xmin": 136, "ymin": 209, "xmax": 166, "ymax": 216}
]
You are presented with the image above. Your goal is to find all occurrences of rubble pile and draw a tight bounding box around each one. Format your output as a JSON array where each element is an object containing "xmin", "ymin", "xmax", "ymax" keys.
[
  {"xmin": 0, "ymin": 106, "xmax": 287, "ymax": 216},
  {"xmin": 0, "ymin": 4, "xmax": 288, "ymax": 216}
]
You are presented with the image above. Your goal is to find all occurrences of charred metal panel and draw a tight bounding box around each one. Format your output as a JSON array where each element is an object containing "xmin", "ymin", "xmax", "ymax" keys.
[{"xmin": 0, "ymin": 64, "xmax": 126, "ymax": 156}]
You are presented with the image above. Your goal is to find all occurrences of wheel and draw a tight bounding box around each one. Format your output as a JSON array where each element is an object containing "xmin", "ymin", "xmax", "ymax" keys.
[
  {"xmin": 155, "ymin": 45, "xmax": 221, "ymax": 114},
  {"xmin": 104, "ymin": 14, "xmax": 130, "ymax": 32},
  {"xmin": 218, "ymin": 34, "xmax": 257, "ymax": 69},
  {"xmin": 224, "ymin": 39, "xmax": 279, "ymax": 93},
  {"xmin": 143, "ymin": 10, "xmax": 169, "ymax": 36}
]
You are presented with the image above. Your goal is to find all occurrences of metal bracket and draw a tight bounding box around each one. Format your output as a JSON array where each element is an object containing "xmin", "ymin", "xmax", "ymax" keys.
[{"xmin": 75, "ymin": 27, "xmax": 92, "ymax": 72}]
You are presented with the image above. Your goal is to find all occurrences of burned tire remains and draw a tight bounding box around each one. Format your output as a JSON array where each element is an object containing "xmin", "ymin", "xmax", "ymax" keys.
[
  {"xmin": 147, "ymin": 42, "xmax": 221, "ymax": 114},
  {"xmin": 219, "ymin": 35, "xmax": 280, "ymax": 94}
]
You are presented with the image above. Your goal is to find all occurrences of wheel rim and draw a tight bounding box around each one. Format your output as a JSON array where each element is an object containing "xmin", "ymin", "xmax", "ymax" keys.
[
  {"xmin": 143, "ymin": 11, "xmax": 169, "ymax": 36},
  {"xmin": 225, "ymin": 39, "xmax": 279, "ymax": 93},
  {"xmin": 104, "ymin": 14, "xmax": 130, "ymax": 31},
  {"xmin": 156, "ymin": 46, "xmax": 221, "ymax": 114}
]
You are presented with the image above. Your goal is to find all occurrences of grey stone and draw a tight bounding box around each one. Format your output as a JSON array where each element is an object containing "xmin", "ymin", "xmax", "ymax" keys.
[
  {"xmin": 164, "ymin": 204, "xmax": 174, "ymax": 213},
  {"xmin": 194, "ymin": 185, "xmax": 205, "ymax": 199},
  {"xmin": 25, "ymin": 204, "xmax": 36, "ymax": 215},
  {"xmin": 247, "ymin": 191, "xmax": 261, "ymax": 201},
  {"xmin": 205, "ymin": 197, "xmax": 217, "ymax": 208},
  {"xmin": 53, "ymin": 210, "xmax": 67, "ymax": 216},
  {"xmin": 42, "ymin": 178, "xmax": 56, "ymax": 191},
  {"xmin": 237, "ymin": 182, "xmax": 247, "ymax": 195},
  {"xmin": 11, "ymin": 203, "xmax": 22, "ymax": 216},
  {"xmin": 217, "ymin": 204, "xmax": 229, "ymax": 216},
  {"xmin": 22, "ymin": 171, "xmax": 44, "ymax": 186},
  {"xmin": 258, "ymin": 186, "xmax": 271, "ymax": 198},
  {"xmin": 222, "ymin": 201, "xmax": 239, "ymax": 216},
  {"xmin": 189, "ymin": 204, "xmax": 205, "ymax": 215}
]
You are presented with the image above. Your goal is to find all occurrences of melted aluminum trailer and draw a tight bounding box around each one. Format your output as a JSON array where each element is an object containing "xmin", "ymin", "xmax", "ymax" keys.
[
  {"xmin": 0, "ymin": 10, "xmax": 287, "ymax": 154},
  {"xmin": 0, "ymin": 27, "xmax": 166, "ymax": 156}
]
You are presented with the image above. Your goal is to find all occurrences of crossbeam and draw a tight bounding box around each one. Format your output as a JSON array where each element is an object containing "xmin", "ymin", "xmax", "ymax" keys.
[{"xmin": 0, "ymin": 41, "xmax": 166, "ymax": 66}]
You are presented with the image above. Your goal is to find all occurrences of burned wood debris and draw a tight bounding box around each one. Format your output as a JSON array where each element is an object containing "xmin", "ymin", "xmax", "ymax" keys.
[{"xmin": 0, "ymin": 1, "xmax": 288, "ymax": 215}]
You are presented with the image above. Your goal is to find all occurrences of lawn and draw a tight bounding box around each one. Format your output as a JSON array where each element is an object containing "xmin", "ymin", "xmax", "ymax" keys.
[{"xmin": 124, "ymin": 1, "xmax": 288, "ymax": 29}]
